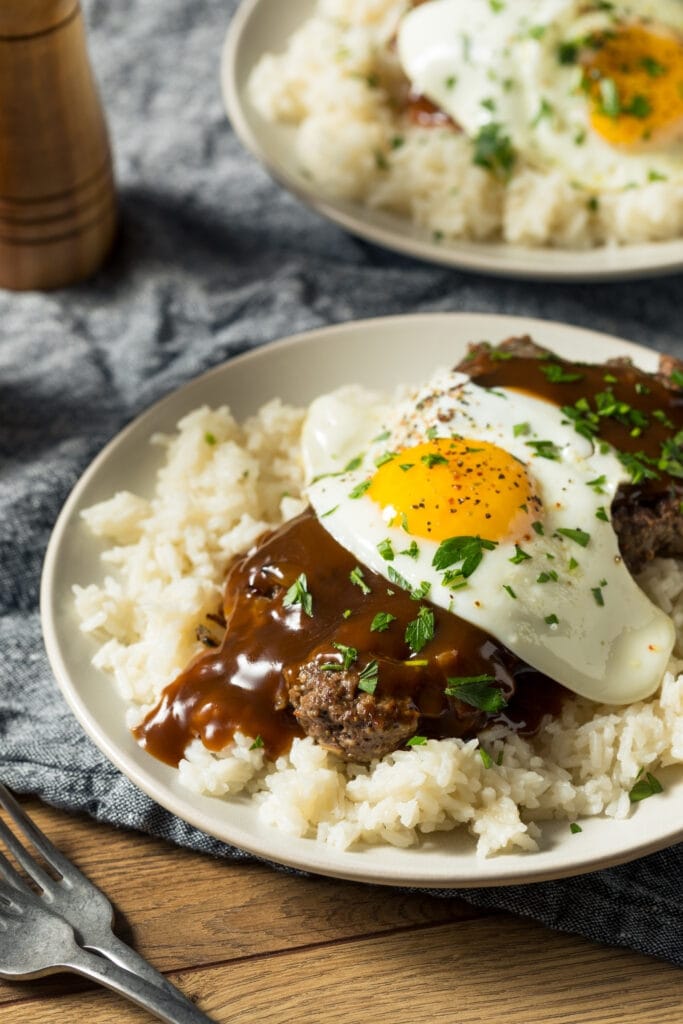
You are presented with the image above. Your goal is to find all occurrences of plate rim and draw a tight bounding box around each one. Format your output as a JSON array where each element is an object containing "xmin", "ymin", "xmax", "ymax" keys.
[
  {"xmin": 221, "ymin": 0, "xmax": 683, "ymax": 283},
  {"xmin": 40, "ymin": 312, "xmax": 683, "ymax": 888}
]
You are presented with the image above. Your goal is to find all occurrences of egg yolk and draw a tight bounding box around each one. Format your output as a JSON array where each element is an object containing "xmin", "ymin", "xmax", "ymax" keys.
[
  {"xmin": 367, "ymin": 438, "xmax": 542, "ymax": 543},
  {"xmin": 583, "ymin": 24, "xmax": 683, "ymax": 148}
]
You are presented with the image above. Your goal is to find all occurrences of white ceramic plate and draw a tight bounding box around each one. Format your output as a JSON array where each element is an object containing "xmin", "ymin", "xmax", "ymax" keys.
[
  {"xmin": 41, "ymin": 313, "xmax": 683, "ymax": 887},
  {"xmin": 221, "ymin": 0, "xmax": 683, "ymax": 283}
]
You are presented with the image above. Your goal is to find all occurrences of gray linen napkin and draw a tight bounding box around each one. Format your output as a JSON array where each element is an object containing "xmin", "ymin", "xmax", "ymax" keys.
[{"xmin": 1, "ymin": 0, "xmax": 682, "ymax": 966}]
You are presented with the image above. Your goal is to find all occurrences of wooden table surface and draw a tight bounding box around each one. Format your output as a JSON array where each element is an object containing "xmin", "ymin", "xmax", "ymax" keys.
[{"xmin": 1, "ymin": 799, "xmax": 681, "ymax": 1024}]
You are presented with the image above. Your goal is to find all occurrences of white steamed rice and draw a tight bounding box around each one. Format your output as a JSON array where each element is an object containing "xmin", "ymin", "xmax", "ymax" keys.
[
  {"xmin": 247, "ymin": 0, "xmax": 683, "ymax": 249},
  {"xmin": 74, "ymin": 399, "xmax": 683, "ymax": 857}
]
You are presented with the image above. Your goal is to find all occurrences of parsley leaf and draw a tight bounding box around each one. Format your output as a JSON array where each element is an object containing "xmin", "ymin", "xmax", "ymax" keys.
[
  {"xmin": 407, "ymin": 735, "xmax": 428, "ymax": 747},
  {"xmin": 540, "ymin": 362, "xmax": 584, "ymax": 384},
  {"xmin": 405, "ymin": 606, "xmax": 435, "ymax": 655},
  {"xmin": 349, "ymin": 566, "xmax": 371, "ymax": 595},
  {"xmin": 526, "ymin": 439, "xmax": 562, "ymax": 460},
  {"xmin": 349, "ymin": 479, "xmax": 371, "ymax": 499},
  {"xmin": 377, "ymin": 538, "xmax": 395, "ymax": 561},
  {"xmin": 629, "ymin": 772, "xmax": 663, "ymax": 802},
  {"xmin": 432, "ymin": 535, "xmax": 498, "ymax": 579},
  {"xmin": 357, "ymin": 660, "xmax": 379, "ymax": 695},
  {"xmin": 445, "ymin": 675, "xmax": 508, "ymax": 712},
  {"xmin": 283, "ymin": 573, "xmax": 313, "ymax": 617},
  {"xmin": 332, "ymin": 642, "xmax": 358, "ymax": 670},
  {"xmin": 472, "ymin": 122, "xmax": 516, "ymax": 179},
  {"xmin": 370, "ymin": 611, "xmax": 396, "ymax": 633},
  {"xmin": 556, "ymin": 527, "xmax": 591, "ymax": 547}
]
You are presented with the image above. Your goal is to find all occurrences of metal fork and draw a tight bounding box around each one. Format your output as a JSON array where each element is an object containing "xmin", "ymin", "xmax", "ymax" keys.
[
  {"xmin": 0, "ymin": 784, "xmax": 214, "ymax": 1020},
  {"xmin": 0, "ymin": 879, "xmax": 212, "ymax": 1023}
]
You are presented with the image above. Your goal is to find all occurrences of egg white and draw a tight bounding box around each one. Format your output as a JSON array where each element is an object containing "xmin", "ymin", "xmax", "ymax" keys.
[
  {"xmin": 397, "ymin": 0, "xmax": 683, "ymax": 190},
  {"xmin": 302, "ymin": 369, "xmax": 675, "ymax": 705}
]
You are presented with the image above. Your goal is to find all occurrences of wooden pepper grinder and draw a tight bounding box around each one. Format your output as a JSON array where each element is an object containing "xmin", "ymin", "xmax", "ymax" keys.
[{"xmin": 0, "ymin": 0, "xmax": 117, "ymax": 290}]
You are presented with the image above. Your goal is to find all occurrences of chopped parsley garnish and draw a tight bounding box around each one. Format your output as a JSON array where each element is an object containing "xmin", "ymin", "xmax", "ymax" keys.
[
  {"xmin": 670, "ymin": 370, "xmax": 683, "ymax": 389},
  {"xmin": 399, "ymin": 463, "xmax": 414, "ymax": 472},
  {"xmin": 472, "ymin": 122, "xmax": 516, "ymax": 180},
  {"xmin": 587, "ymin": 475, "xmax": 607, "ymax": 493},
  {"xmin": 558, "ymin": 41, "xmax": 579, "ymax": 65},
  {"xmin": 618, "ymin": 451, "xmax": 660, "ymax": 485},
  {"xmin": 624, "ymin": 95, "xmax": 651, "ymax": 119},
  {"xmin": 537, "ymin": 570, "xmax": 558, "ymax": 583},
  {"xmin": 629, "ymin": 771, "xmax": 663, "ymax": 803},
  {"xmin": 204, "ymin": 431, "xmax": 217, "ymax": 445},
  {"xmin": 372, "ymin": 429, "xmax": 391, "ymax": 443},
  {"xmin": 532, "ymin": 521, "xmax": 544, "ymax": 535},
  {"xmin": 349, "ymin": 479, "xmax": 371, "ymax": 499},
  {"xmin": 407, "ymin": 735, "xmax": 428, "ymax": 747},
  {"xmin": 401, "ymin": 541, "xmax": 420, "ymax": 560},
  {"xmin": 556, "ymin": 527, "xmax": 590, "ymax": 547},
  {"xmin": 387, "ymin": 565, "xmax": 412, "ymax": 592},
  {"xmin": 526, "ymin": 439, "xmax": 562, "ymax": 460},
  {"xmin": 545, "ymin": 614, "xmax": 559, "ymax": 626},
  {"xmin": 659, "ymin": 431, "xmax": 683, "ymax": 479},
  {"xmin": 591, "ymin": 586, "xmax": 605, "ymax": 607},
  {"xmin": 405, "ymin": 606, "xmax": 435, "ymax": 655},
  {"xmin": 349, "ymin": 566, "xmax": 371, "ymax": 595},
  {"xmin": 503, "ymin": 584, "xmax": 517, "ymax": 599},
  {"xmin": 640, "ymin": 56, "xmax": 666, "ymax": 77},
  {"xmin": 333, "ymin": 642, "xmax": 358, "ymax": 670},
  {"xmin": 509, "ymin": 544, "xmax": 531, "ymax": 564},
  {"xmin": 357, "ymin": 660, "xmax": 379, "ymax": 695},
  {"xmin": 596, "ymin": 506, "xmax": 608, "ymax": 522},
  {"xmin": 321, "ymin": 505, "xmax": 338, "ymax": 518},
  {"xmin": 370, "ymin": 611, "xmax": 396, "ymax": 633},
  {"xmin": 344, "ymin": 454, "xmax": 364, "ymax": 472},
  {"xmin": 540, "ymin": 362, "xmax": 584, "ymax": 384},
  {"xmin": 445, "ymin": 675, "xmax": 508, "ymax": 713},
  {"xmin": 570, "ymin": 822, "xmax": 582, "ymax": 834},
  {"xmin": 479, "ymin": 748, "xmax": 493, "ymax": 768},
  {"xmin": 421, "ymin": 452, "xmax": 449, "ymax": 468},
  {"xmin": 377, "ymin": 538, "xmax": 395, "ymax": 561},
  {"xmin": 432, "ymin": 535, "xmax": 498, "ymax": 579},
  {"xmin": 411, "ymin": 580, "xmax": 431, "ymax": 602},
  {"xmin": 283, "ymin": 573, "xmax": 313, "ymax": 617},
  {"xmin": 249, "ymin": 736, "xmax": 264, "ymax": 751},
  {"xmin": 513, "ymin": 422, "xmax": 530, "ymax": 437},
  {"xmin": 531, "ymin": 97, "xmax": 553, "ymax": 127},
  {"xmin": 374, "ymin": 451, "xmax": 398, "ymax": 468},
  {"xmin": 599, "ymin": 77, "xmax": 620, "ymax": 118},
  {"xmin": 568, "ymin": 557, "xmax": 579, "ymax": 571}
]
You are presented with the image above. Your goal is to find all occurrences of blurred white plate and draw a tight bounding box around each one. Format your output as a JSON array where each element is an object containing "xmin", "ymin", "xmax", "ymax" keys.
[
  {"xmin": 221, "ymin": 0, "xmax": 683, "ymax": 282},
  {"xmin": 41, "ymin": 313, "xmax": 683, "ymax": 887}
]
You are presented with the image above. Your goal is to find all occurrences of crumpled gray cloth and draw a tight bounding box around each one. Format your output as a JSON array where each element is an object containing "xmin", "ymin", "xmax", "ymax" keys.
[{"xmin": 1, "ymin": 0, "xmax": 682, "ymax": 967}]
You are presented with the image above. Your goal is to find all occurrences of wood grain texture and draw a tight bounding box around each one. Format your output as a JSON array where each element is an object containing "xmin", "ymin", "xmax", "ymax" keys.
[
  {"xmin": 0, "ymin": 1, "xmax": 116, "ymax": 289},
  {"xmin": 1, "ymin": 800, "xmax": 681, "ymax": 1023}
]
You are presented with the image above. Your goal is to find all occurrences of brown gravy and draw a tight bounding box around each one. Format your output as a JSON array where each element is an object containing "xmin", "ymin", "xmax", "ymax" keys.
[{"xmin": 134, "ymin": 510, "xmax": 563, "ymax": 765}]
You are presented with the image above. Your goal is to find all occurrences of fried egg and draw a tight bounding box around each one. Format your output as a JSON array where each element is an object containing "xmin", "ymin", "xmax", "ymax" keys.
[
  {"xmin": 397, "ymin": 0, "xmax": 683, "ymax": 190},
  {"xmin": 302, "ymin": 370, "xmax": 674, "ymax": 705}
]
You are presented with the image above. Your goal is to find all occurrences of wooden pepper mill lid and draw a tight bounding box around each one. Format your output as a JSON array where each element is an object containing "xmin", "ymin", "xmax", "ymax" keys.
[{"xmin": 0, "ymin": 0, "xmax": 117, "ymax": 290}]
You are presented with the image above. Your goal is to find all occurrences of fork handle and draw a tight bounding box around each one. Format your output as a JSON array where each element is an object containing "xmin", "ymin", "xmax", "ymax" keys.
[
  {"xmin": 88, "ymin": 931, "xmax": 202, "ymax": 1015},
  {"xmin": 64, "ymin": 945, "xmax": 216, "ymax": 1024}
]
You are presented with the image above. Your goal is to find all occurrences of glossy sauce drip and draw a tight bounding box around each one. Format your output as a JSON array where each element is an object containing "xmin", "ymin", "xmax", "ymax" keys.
[
  {"xmin": 135, "ymin": 511, "xmax": 563, "ymax": 765},
  {"xmin": 462, "ymin": 349, "xmax": 683, "ymax": 497}
]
